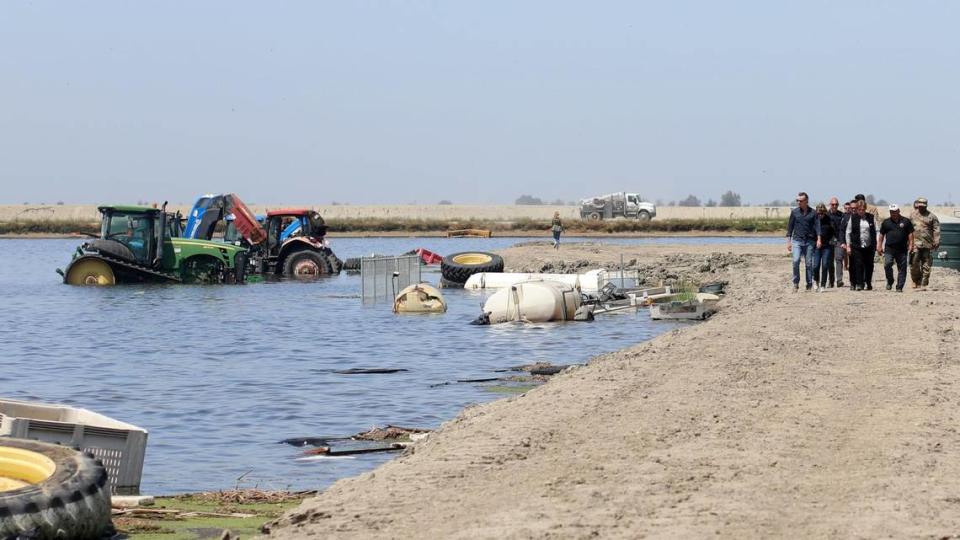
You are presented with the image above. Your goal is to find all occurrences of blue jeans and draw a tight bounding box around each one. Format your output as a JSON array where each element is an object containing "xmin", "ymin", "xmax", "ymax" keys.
[
  {"xmin": 792, "ymin": 241, "xmax": 815, "ymax": 286},
  {"xmin": 813, "ymin": 246, "xmax": 833, "ymax": 286}
]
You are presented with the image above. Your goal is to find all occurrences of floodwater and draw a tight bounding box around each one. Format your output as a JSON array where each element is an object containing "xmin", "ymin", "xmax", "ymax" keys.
[{"xmin": 0, "ymin": 236, "xmax": 778, "ymax": 494}]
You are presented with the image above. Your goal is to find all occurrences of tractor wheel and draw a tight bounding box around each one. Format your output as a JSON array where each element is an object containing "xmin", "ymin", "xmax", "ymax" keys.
[
  {"xmin": 0, "ymin": 438, "xmax": 113, "ymax": 540},
  {"xmin": 440, "ymin": 251, "xmax": 504, "ymax": 284},
  {"xmin": 587, "ymin": 212, "xmax": 601, "ymax": 221},
  {"xmin": 232, "ymin": 252, "xmax": 248, "ymax": 284},
  {"xmin": 439, "ymin": 276, "xmax": 464, "ymax": 289},
  {"xmin": 181, "ymin": 256, "xmax": 226, "ymax": 284},
  {"xmin": 283, "ymin": 250, "xmax": 333, "ymax": 280},
  {"xmin": 64, "ymin": 257, "xmax": 116, "ymax": 286},
  {"xmin": 327, "ymin": 252, "xmax": 344, "ymax": 274}
]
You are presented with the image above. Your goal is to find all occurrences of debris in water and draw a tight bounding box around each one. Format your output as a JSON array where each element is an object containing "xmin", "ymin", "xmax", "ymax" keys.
[{"xmin": 333, "ymin": 368, "xmax": 409, "ymax": 375}]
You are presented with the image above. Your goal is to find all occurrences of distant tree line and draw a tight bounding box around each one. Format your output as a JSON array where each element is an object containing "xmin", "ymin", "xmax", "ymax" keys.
[
  {"xmin": 660, "ymin": 192, "xmax": 897, "ymax": 207},
  {"xmin": 515, "ymin": 195, "xmax": 575, "ymax": 206}
]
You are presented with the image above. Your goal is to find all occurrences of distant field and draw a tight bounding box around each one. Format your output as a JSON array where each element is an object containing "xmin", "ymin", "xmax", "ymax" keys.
[{"xmin": 0, "ymin": 217, "xmax": 787, "ymax": 236}]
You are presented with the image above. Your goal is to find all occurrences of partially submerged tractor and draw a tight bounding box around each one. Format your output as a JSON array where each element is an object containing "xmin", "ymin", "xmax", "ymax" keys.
[
  {"xmin": 185, "ymin": 194, "xmax": 342, "ymax": 278},
  {"xmin": 59, "ymin": 204, "xmax": 248, "ymax": 285}
]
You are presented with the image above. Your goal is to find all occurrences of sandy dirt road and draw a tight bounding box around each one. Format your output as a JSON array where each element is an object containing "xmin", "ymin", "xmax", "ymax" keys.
[{"xmin": 264, "ymin": 243, "xmax": 960, "ymax": 539}]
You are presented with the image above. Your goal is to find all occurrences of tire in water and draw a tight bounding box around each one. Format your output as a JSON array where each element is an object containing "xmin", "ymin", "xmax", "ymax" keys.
[
  {"xmin": 327, "ymin": 252, "xmax": 343, "ymax": 274},
  {"xmin": 283, "ymin": 250, "xmax": 333, "ymax": 279},
  {"xmin": 64, "ymin": 257, "xmax": 116, "ymax": 286},
  {"xmin": 0, "ymin": 438, "xmax": 113, "ymax": 540},
  {"xmin": 181, "ymin": 256, "xmax": 225, "ymax": 284},
  {"xmin": 439, "ymin": 276, "xmax": 464, "ymax": 289},
  {"xmin": 440, "ymin": 252, "xmax": 504, "ymax": 284}
]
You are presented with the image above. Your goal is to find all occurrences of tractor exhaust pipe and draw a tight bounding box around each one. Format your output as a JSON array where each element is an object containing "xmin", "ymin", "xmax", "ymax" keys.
[{"xmin": 154, "ymin": 201, "xmax": 168, "ymax": 267}]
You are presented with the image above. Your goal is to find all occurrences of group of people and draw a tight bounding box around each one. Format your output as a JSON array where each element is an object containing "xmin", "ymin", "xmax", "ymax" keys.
[{"xmin": 787, "ymin": 193, "xmax": 942, "ymax": 292}]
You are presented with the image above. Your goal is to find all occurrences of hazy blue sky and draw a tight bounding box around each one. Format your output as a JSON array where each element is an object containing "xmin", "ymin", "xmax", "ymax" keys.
[{"xmin": 1, "ymin": 1, "xmax": 958, "ymax": 205}]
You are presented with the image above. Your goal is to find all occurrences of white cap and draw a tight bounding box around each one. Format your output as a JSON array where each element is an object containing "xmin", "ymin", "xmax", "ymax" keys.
[{"xmin": 889, "ymin": 204, "xmax": 900, "ymax": 212}]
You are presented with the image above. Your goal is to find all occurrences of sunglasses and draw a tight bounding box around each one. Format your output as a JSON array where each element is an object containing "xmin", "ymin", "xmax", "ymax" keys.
[{"xmin": 829, "ymin": 203, "xmax": 839, "ymax": 206}]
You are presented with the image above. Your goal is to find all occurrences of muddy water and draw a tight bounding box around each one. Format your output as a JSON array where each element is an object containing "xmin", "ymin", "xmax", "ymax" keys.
[{"xmin": 0, "ymin": 236, "xmax": 776, "ymax": 494}]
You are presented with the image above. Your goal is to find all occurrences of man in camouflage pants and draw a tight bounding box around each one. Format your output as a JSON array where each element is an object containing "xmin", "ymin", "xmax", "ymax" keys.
[{"xmin": 910, "ymin": 197, "xmax": 941, "ymax": 289}]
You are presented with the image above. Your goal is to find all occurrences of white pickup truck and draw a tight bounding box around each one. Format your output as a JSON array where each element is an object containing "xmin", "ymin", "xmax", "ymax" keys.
[{"xmin": 579, "ymin": 192, "xmax": 657, "ymax": 221}]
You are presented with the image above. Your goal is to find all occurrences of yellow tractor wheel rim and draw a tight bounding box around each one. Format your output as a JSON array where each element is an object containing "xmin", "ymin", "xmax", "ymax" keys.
[
  {"xmin": 451, "ymin": 253, "xmax": 492, "ymax": 266},
  {"xmin": 0, "ymin": 446, "xmax": 56, "ymax": 492},
  {"xmin": 66, "ymin": 259, "xmax": 116, "ymax": 286}
]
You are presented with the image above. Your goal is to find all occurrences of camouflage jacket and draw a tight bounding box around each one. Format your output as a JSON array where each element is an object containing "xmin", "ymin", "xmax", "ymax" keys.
[{"xmin": 910, "ymin": 210, "xmax": 941, "ymax": 249}]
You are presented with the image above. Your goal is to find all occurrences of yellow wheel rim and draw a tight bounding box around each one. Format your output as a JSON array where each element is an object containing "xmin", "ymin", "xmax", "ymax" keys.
[
  {"xmin": 0, "ymin": 446, "xmax": 56, "ymax": 492},
  {"xmin": 451, "ymin": 253, "xmax": 492, "ymax": 266},
  {"xmin": 66, "ymin": 258, "xmax": 116, "ymax": 286}
]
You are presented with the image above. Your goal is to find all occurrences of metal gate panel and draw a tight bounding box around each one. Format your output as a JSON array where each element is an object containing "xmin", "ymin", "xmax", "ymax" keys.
[{"xmin": 361, "ymin": 255, "xmax": 421, "ymax": 302}]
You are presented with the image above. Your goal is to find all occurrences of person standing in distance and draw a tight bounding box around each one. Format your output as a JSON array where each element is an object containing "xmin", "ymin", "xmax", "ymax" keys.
[
  {"xmin": 551, "ymin": 211, "xmax": 563, "ymax": 250},
  {"xmin": 786, "ymin": 192, "xmax": 820, "ymax": 292},
  {"xmin": 910, "ymin": 197, "xmax": 941, "ymax": 289},
  {"xmin": 877, "ymin": 204, "xmax": 914, "ymax": 292}
]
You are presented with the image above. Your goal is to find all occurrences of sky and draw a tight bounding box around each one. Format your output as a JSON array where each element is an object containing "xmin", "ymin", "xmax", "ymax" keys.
[{"xmin": 1, "ymin": 1, "xmax": 958, "ymax": 206}]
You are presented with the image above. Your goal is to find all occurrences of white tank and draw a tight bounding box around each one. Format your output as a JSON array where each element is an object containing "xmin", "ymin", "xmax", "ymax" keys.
[
  {"xmin": 480, "ymin": 281, "xmax": 583, "ymax": 324},
  {"xmin": 465, "ymin": 270, "xmax": 605, "ymax": 293}
]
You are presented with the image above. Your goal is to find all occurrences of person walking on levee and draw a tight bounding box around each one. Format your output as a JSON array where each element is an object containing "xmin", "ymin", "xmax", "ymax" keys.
[{"xmin": 910, "ymin": 197, "xmax": 940, "ymax": 290}]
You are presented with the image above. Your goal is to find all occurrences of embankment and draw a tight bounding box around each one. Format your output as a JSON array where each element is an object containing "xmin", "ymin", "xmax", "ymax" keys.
[
  {"xmin": 3, "ymin": 204, "xmax": 957, "ymax": 223},
  {"xmin": 263, "ymin": 243, "xmax": 960, "ymax": 538}
]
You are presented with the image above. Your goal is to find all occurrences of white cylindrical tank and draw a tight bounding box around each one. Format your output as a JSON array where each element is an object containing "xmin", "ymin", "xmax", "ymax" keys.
[
  {"xmin": 480, "ymin": 281, "xmax": 582, "ymax": 324},
  {"xmin": 465, "ymin": 270, "xmax": 604, "ymax": 294}
]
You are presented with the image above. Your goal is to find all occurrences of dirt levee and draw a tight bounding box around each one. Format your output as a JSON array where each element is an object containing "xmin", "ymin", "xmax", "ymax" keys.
[{"xmin": 264, "ymin": 243, "xmax": 960, "ymax": 539}]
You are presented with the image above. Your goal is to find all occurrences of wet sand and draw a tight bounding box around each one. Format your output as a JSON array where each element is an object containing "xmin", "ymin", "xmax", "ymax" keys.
[{"xmin": 264, "ymin": 243, "xmax": 960, "ymax": 539}]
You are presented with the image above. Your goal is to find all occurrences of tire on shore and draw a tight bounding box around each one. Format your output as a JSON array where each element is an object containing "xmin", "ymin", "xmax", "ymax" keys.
[
  {"xmin": 0, "ymin": 438, "xmax": 113, "ymax": 540},
  {"xmin": 440, "ymin": 252, "xmax": 504, "ymax": 285}
]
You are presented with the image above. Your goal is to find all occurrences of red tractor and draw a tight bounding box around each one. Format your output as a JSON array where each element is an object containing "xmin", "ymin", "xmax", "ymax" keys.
[{"xmin": 254, "ymin": 208, "xmax": 343, "ymax": 277}]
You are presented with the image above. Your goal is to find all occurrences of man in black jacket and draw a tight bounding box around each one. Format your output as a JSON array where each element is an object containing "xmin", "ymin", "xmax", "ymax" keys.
[
  {"xmin": 827, "ymin": 198, "xmax": 846, "ymax": 288},
  {"xmin": 845, "ymin": 200, "xmax": 878, "ymax": 291}
]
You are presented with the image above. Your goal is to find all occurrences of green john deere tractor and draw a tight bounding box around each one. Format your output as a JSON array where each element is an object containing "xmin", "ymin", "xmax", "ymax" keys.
[{"xmin": 58, "ymin": 204, "xmax": 248, "ymax": 285}]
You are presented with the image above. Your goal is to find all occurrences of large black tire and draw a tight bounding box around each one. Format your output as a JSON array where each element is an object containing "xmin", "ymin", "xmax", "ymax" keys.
[
  {"xmin": 283, "ymin": 250, "xmax": 333, "ymax": 279},
  {"xmin": 0, "ymin": 438, "xmax": 113, "ymax": 540},
  {"xmin": 327, "ymin": 252, "xmax": 343, "ymax": 274},
  {"xmin": 232, "ymin": 252, "xmax": 248, "ymax": 284},
  {"xmin": 441, "ymin": 252, "xmax": 504, "ymax": 284},
  {"xmin": 637, "ymin": 210, "xmax": 652, "ymax": 222},
  {"xmin": 181, "ymin": 256, "xmax": 225, "ymax": 284},
  {"xmin": 84, "ymin": 239, "xmax": 135, "ymax": 262},
  {"xmin": 439, "ymin": 276, "xmax": 464, "ymax": 289},
  {"xmin": 342, "ymin": 258, "xmax": 361, "ymax": 272}
]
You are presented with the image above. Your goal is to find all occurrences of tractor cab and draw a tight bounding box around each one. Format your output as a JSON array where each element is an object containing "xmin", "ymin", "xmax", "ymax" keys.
[
  {"xmin": 254, "ymin": 209, "xmax": 338, "ymax": 276},
  {"xmin": 95, "ymin": 205, "xmax": 169, "ymax": 266},
  {"xmin": 263, "ymin": 209, "xmax": 328, "ymax": 257}
]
